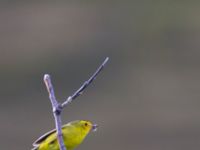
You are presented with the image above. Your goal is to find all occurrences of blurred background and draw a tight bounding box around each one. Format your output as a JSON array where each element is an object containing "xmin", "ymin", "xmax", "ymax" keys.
[{"xmin": 0, "ymin": 1, "xmax": 200, "ymax": 150}]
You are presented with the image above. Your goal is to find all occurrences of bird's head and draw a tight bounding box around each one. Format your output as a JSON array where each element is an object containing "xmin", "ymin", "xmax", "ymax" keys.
[{"xmin": 79, "ymin": 120, "xmax": 98, "ymax": 132}]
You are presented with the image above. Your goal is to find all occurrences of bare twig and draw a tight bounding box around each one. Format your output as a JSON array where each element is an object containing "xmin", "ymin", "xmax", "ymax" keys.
[
  {"xmin": 44, "ymin": 75, "xmax": 66, "ymax": 150},
  {"xmin": 61, "ymin": 57, "xmax": 109, "ymax": 108},
  {"xmin": 43, "ymin": 57, "xmax": 109, "ymax": 150}
]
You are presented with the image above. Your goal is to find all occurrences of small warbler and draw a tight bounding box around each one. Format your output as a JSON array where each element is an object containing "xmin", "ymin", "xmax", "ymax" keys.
[{"xmin": 32, "ymin": 120, "xmax": 98, "ymax": 150}]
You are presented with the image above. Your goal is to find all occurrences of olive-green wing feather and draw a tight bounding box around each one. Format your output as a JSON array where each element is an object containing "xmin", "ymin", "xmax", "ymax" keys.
[
  {"xmin": 32, "ymin": 128, "xmax": 56, "ymax": 146},
  {"xmin": 32, "ymin": 123, "xmax": 70, "ymax": 146}
]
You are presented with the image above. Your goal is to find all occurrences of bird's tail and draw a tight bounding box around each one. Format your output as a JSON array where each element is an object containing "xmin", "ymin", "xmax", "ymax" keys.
[{"xmin": 31, "ymin": 146, "xmax": 38, "ymax": 150}]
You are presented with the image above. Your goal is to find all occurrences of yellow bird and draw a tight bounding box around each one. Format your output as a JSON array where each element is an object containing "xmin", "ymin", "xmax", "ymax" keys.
[{"xmin": 32, "ymin": 120, "xmax": 98, "ymax": 150}]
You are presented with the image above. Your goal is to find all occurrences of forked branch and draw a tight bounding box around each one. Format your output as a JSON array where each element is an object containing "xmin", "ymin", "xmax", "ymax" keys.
[{"xmin": 43, "ymin": 57, "xmax": 109, "ymax": 150}]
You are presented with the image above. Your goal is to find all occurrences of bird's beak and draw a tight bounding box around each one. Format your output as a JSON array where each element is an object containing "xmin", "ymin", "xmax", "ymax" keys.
[{"xmin": 92, "ymin": 124, "xmax": 98, "ymax": 132}]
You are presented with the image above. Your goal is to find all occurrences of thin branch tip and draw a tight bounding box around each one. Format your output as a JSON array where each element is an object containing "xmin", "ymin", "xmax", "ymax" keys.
[
  {"xmin": 102, "ymin": 57, "xmax": 109, "ymax": 67},
  {"xmin": 44, "ymin": 74, "xmax": 50, "ymax": 81},
  {"xmin": 105, "ymin": 57, "xmax": 109, "ymax": 62}
]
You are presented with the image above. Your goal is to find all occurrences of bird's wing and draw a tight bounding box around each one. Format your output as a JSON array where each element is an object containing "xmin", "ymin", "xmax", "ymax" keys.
[
  {"xmin": 32, "ymin": 128, "xmax": 56, "ymax": 146},
  {"xmin": 32, "ymin": 124, "xmax": 70, "ymax": 146}
]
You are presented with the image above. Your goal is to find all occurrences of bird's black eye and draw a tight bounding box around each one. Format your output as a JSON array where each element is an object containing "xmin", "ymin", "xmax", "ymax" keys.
[{"xmin": 84, "ymin": 122, "xmax": 88, "ymax": 126}]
